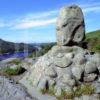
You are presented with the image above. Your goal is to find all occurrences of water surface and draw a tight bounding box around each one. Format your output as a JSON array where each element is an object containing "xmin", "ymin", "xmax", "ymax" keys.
[{"xmin": 0, "ymin": 52, "xmax": 32, "ymax": 61}]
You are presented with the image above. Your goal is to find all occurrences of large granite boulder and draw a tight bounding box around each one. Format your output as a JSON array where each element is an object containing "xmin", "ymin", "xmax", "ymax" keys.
[{"xmin": 56, "ymin": 5, "xmax": 85, "ymax": 46}]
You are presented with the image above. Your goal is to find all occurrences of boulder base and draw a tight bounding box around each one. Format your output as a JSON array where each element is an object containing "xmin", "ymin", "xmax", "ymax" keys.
[{"xmin": 21, "ymin": 46, "xmax": 100, "ymax": 96}]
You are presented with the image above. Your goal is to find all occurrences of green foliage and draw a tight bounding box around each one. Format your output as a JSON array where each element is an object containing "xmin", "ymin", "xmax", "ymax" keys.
[
  {"xmin": 4, "ymin": 66, "xmax": 25, "ymax": 76},
  {"xmin": 95, "ymin": 44, "xmax": 100, "ymax": 50},
  {"xmin": 85, "ymin": 30, "xmax": 100, "ymax": 53},
  {"xmin": 7, "ymin": 59, "xmax": 21, "ymax": 65}
]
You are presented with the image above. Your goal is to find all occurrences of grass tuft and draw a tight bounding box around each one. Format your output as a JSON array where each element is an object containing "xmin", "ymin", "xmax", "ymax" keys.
[
  {"xmin": 74, "ymin": 85, "xmax": 95, "ymax": 97},
  {"xmin": 41, "ymin": 85, "xmax": 55, "ymax": 96},
  {"xmin": 4, "ymin": 66, "xmax": 26, "ymax": 76},
  {"xmin": 7, "ymin": 59, "xmax": 21, "ymax": 65},
  {"xmin": 40, "ymin": 85, "xmax": 95, "ymax": 99},
  {"xmin": 57, "ymin": 89, "xmax": 74, "ymax": 100}
]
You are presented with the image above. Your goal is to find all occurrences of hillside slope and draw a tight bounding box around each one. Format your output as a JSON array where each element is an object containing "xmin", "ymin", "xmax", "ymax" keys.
[
  {"xmin": 0, "ymin": 39, "xmax": 37, "ymax": 54},
  {"xmin": 85, "ymin": 30, "xmax": 100, "ymax": 53}
]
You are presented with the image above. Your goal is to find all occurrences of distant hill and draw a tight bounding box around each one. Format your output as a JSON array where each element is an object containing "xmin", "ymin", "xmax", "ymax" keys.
[
  {"xmin": 85, "ymin": 30, "xmax": 100, "ymax": 53},
  {"xmin": 0, "ymin": 39, "xmax": 37, "ymax": 54}
]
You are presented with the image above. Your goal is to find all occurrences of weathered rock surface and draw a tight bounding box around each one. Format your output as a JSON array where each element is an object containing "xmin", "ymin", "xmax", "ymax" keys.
[
  {"xmin": 72, "ymin": 66, "xmax": 84, "ymax": 80},
  {"xmin": 56, "ymin": 5, "xmax": 85, "ymax": 46},
  {"xmin": 85, "ymin": 61, "xmax": 97, "ymax": 74},
  {"xmin": 19, "ymin": 5, "xmax": 100, "ymax": 100},
  {"xmin": 0, "ymin": 76, "xmax": 36, "ymax": 100},
  {"xmin": 84, "ymin": 73, "xmax": 97, "ymax": 82},
  {"xmin": 20, "ymin": 45, "xmax": 100, "ymax": 97},
  {"xmin": 54, "ymin": 56, "xmax": 72, "ymax": 68}
]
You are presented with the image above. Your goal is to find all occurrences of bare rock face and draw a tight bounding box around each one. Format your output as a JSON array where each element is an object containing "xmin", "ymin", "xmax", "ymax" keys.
[{"xmin": 56, "ymin": 5, "xmax": 85, "ymax": 46}]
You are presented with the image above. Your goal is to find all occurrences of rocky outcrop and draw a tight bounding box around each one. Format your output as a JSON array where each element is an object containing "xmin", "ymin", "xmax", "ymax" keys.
[
  {"xmin": 24, "ymin": 46, "xmax": 100, "ymax": 94},
  {"xmin": 20, "ymin": 5, "xmax": 100, "ymax": 99}
]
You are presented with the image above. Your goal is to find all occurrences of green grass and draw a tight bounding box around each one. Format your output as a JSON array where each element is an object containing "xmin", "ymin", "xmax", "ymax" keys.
[
  {"xmin": 86, "ymin": 30, "xmax": 100, "ymax": 40},
  {"xmin": 4, "ymin": 66, "xmax": 25, "ymax": 76},
  {"xmin": 57, "ymin": 89, "xmax": 74, "ymax": 100},
  {"xmin": 74, "ymin": 85, "xmax": 95, "ymax": 97},
  {"xmin": 7, "ymin": 59, "xmax": 22, "ymax": 65},
  {"xmin": 41, "ymin": 85, "xmax": 55, "ymax": 96},
  {"xmin": 40, "ymin": 85, "xmax": 95, "ymax": 100},
  {"xmin": 85, "ymin": 30, "xmax": 100, "ymax": 53}
]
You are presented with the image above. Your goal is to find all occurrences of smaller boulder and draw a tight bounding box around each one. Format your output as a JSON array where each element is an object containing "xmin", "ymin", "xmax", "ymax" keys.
[
  {"xmin": 37, "ymin": 77, "xmax": 48, "ymax": 90},
  {"xmin": 85, "ymin": 61, "xmax": 97, "ymax": 74},
  {"xmin": 62, "ymin": 74, "xmax": 76, "ymax": 87},
  {"xmin": 54, "ymin": 57, "xmax": 72, "ymax": 68},
  {"xmin": 72, "ymin": 66, "xmax": 84, "ymax": 80},
  {"xmin": 73, "ymin": 53, "xmax": 86, "ymax": 65},
  {"xmin": 84, "ymin": 73, "xmax": 97, "ymax": 82}
]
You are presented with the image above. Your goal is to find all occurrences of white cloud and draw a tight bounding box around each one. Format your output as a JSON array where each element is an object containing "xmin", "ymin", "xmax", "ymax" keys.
[
  {"xmin": 79, "ymin": 2, "xmax": 100, "ymax": 8},
  {"xmin": 0, "ymin": 2, "xmax": 100, "ymax": 30},
  {"xmin": 78, "ymin": 2, "xmax": 100, "ymax": 13},
  {"xmin": 12, "ymin": 18, "xmax": 56, "ymax": 29},
  {"xmin": 12, "ymin": 2, "xmax": 100, "ymax": 29},
  {"xmin": 9, "ymin": 10, "xmax": 58, "ymax": 29},
  {"xmin": 83, "ymin": 6, "xmax": 100, "ymax": 13},
  {"xmin": 22, "ymin": 10, "xmax": 58, "ymax": 20}
]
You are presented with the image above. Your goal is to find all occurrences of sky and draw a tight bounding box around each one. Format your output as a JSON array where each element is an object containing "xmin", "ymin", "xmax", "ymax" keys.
[{"xmin": 0, "ymin": 0, "xmax": 100, "ymax": 43}]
